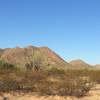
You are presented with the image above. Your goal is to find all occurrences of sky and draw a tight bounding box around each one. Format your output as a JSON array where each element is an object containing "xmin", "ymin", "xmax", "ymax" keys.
[{"xmin": 0, "ymin": 0, "xmax": 100, "ymax": 64}]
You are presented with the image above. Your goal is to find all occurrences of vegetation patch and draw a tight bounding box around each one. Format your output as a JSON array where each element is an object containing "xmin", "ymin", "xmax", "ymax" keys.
[{"xmin": 0, "ymin": 62, "xmax": 100, "ymax": 97}]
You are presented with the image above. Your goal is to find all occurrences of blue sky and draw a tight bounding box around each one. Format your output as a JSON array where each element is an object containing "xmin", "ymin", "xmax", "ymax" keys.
[{"xmin": 0, "ymin": 0, "xmax": 100, "ymax": 64}]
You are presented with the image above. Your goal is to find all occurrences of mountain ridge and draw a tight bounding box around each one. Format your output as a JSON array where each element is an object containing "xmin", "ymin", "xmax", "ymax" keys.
[
  {"xmin": 0, "ymin": 46, "xmax": 98, "ymax": 70},
  {"xmin": 0, "ymin": 45, "xmax": 72, "ymax": 70},
  {"xmin": 69, "ymin": 59, "xmax": 93, "ymax": 69}
]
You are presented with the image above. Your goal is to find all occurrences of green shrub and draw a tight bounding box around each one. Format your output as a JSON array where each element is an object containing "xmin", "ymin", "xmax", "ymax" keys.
[{"xmin": 0, "ymin": 60, "xmax": 16, "ymax": 71}]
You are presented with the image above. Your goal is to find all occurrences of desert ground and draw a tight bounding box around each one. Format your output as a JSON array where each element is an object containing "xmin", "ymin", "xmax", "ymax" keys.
[{"xmin": 0, "ymin": 84, "xmax": 100, "ymax": 100}]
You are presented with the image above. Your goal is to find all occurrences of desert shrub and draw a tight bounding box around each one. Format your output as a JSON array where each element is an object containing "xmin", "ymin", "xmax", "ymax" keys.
[
  {"xmin": 58, "ymin": 78, "xmax": 91, "ymax": 97},
  {"xmin": 29, "ymin": 69, "xmax": 92, "ymax": 97},
  {"xmin": 34, "ymin": 71, "xmax": 91, "ymax": 97},
  {"xmin": 25, "ymin": 59, "xmax": 42, "ymax": 71},
  {"xmin": 25, "ymin": 62, "xmax": 33, "ymax": 71},
  {"xmin": 48, "ymin": 67, "xmax": 65, "ymax": 75},
  {"xmin": 0, "ymin": 67, "xmax": 95, "ymax": 97},
  {"xmin": 0, "ymin": 76, "xmax": 18, "ymax": 92},
  {"xmin": 88, "ymin": 70, "xmax": 100, "ymax": 83},
  {"xmin": 0, "ymin": 60, "xmax": 16, "ymax": 71}
]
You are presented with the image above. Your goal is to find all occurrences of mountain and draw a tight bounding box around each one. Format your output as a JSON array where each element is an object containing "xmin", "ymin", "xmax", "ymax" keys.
[
  {"xmin": 0, "ymin": 46, "xmax": 72, "ymax": 70},
  {"xmin": 94, "ymin": 64, "xmax": 100, "ymax": 69},
  {"xmin": 69, "ymin": 59, "xmax": 92, "ymax": 69}
]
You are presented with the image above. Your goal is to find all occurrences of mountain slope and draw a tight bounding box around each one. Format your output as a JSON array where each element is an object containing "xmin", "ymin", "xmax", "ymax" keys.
[
  {"xmin": 94, "ymin": 64, "xmax": 100, "ymax": 69},
  {"xmin": 0, "ymin": 46, "xmax": 72, "ymax": 70},
  {"xmin": 69, "ymin": 59, "xmax": 92, "ymax": 69}
]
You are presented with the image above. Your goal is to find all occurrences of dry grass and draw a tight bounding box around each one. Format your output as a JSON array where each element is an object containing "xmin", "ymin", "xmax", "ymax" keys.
[{"xmin": 0, "ymin": 62, "xmax": 100, "ymax": 97}]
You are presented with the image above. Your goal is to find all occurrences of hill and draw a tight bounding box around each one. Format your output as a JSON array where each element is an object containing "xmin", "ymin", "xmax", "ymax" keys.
[
  {"xmin": 0, "ymin": 46, "xmax": 72, "ymax": 70},
  {"xmin": 69, "ymin": 59, "xmax": 92, "ymax": 69},
  {"xmin": 94, "ymin": 64, "xmax": 100, "ymax": 69}
]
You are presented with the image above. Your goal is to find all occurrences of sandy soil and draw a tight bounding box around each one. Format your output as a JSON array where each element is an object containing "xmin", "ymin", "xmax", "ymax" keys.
[{"xmin": 0, "ymin": 84, "xmax": 100, "ymax": 100}]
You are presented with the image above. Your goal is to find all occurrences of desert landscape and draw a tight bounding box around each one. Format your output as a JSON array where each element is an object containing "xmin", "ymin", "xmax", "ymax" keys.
[
  {"xmin": 0, "ymin": 0, "xmax": 100, "ymax": 100},
  {"xmin": 0, "ymin": 46, "xmax": 100, "ymax": 100},
  {"xmin": 0, "ymin": 84, "xmax": 100, "ymax": 100}
]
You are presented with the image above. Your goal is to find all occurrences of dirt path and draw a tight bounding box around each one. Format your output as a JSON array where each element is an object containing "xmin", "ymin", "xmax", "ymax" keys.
[{"xmin": 0, "ymin": 84, "xmax": 100, "ymax": 100}]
